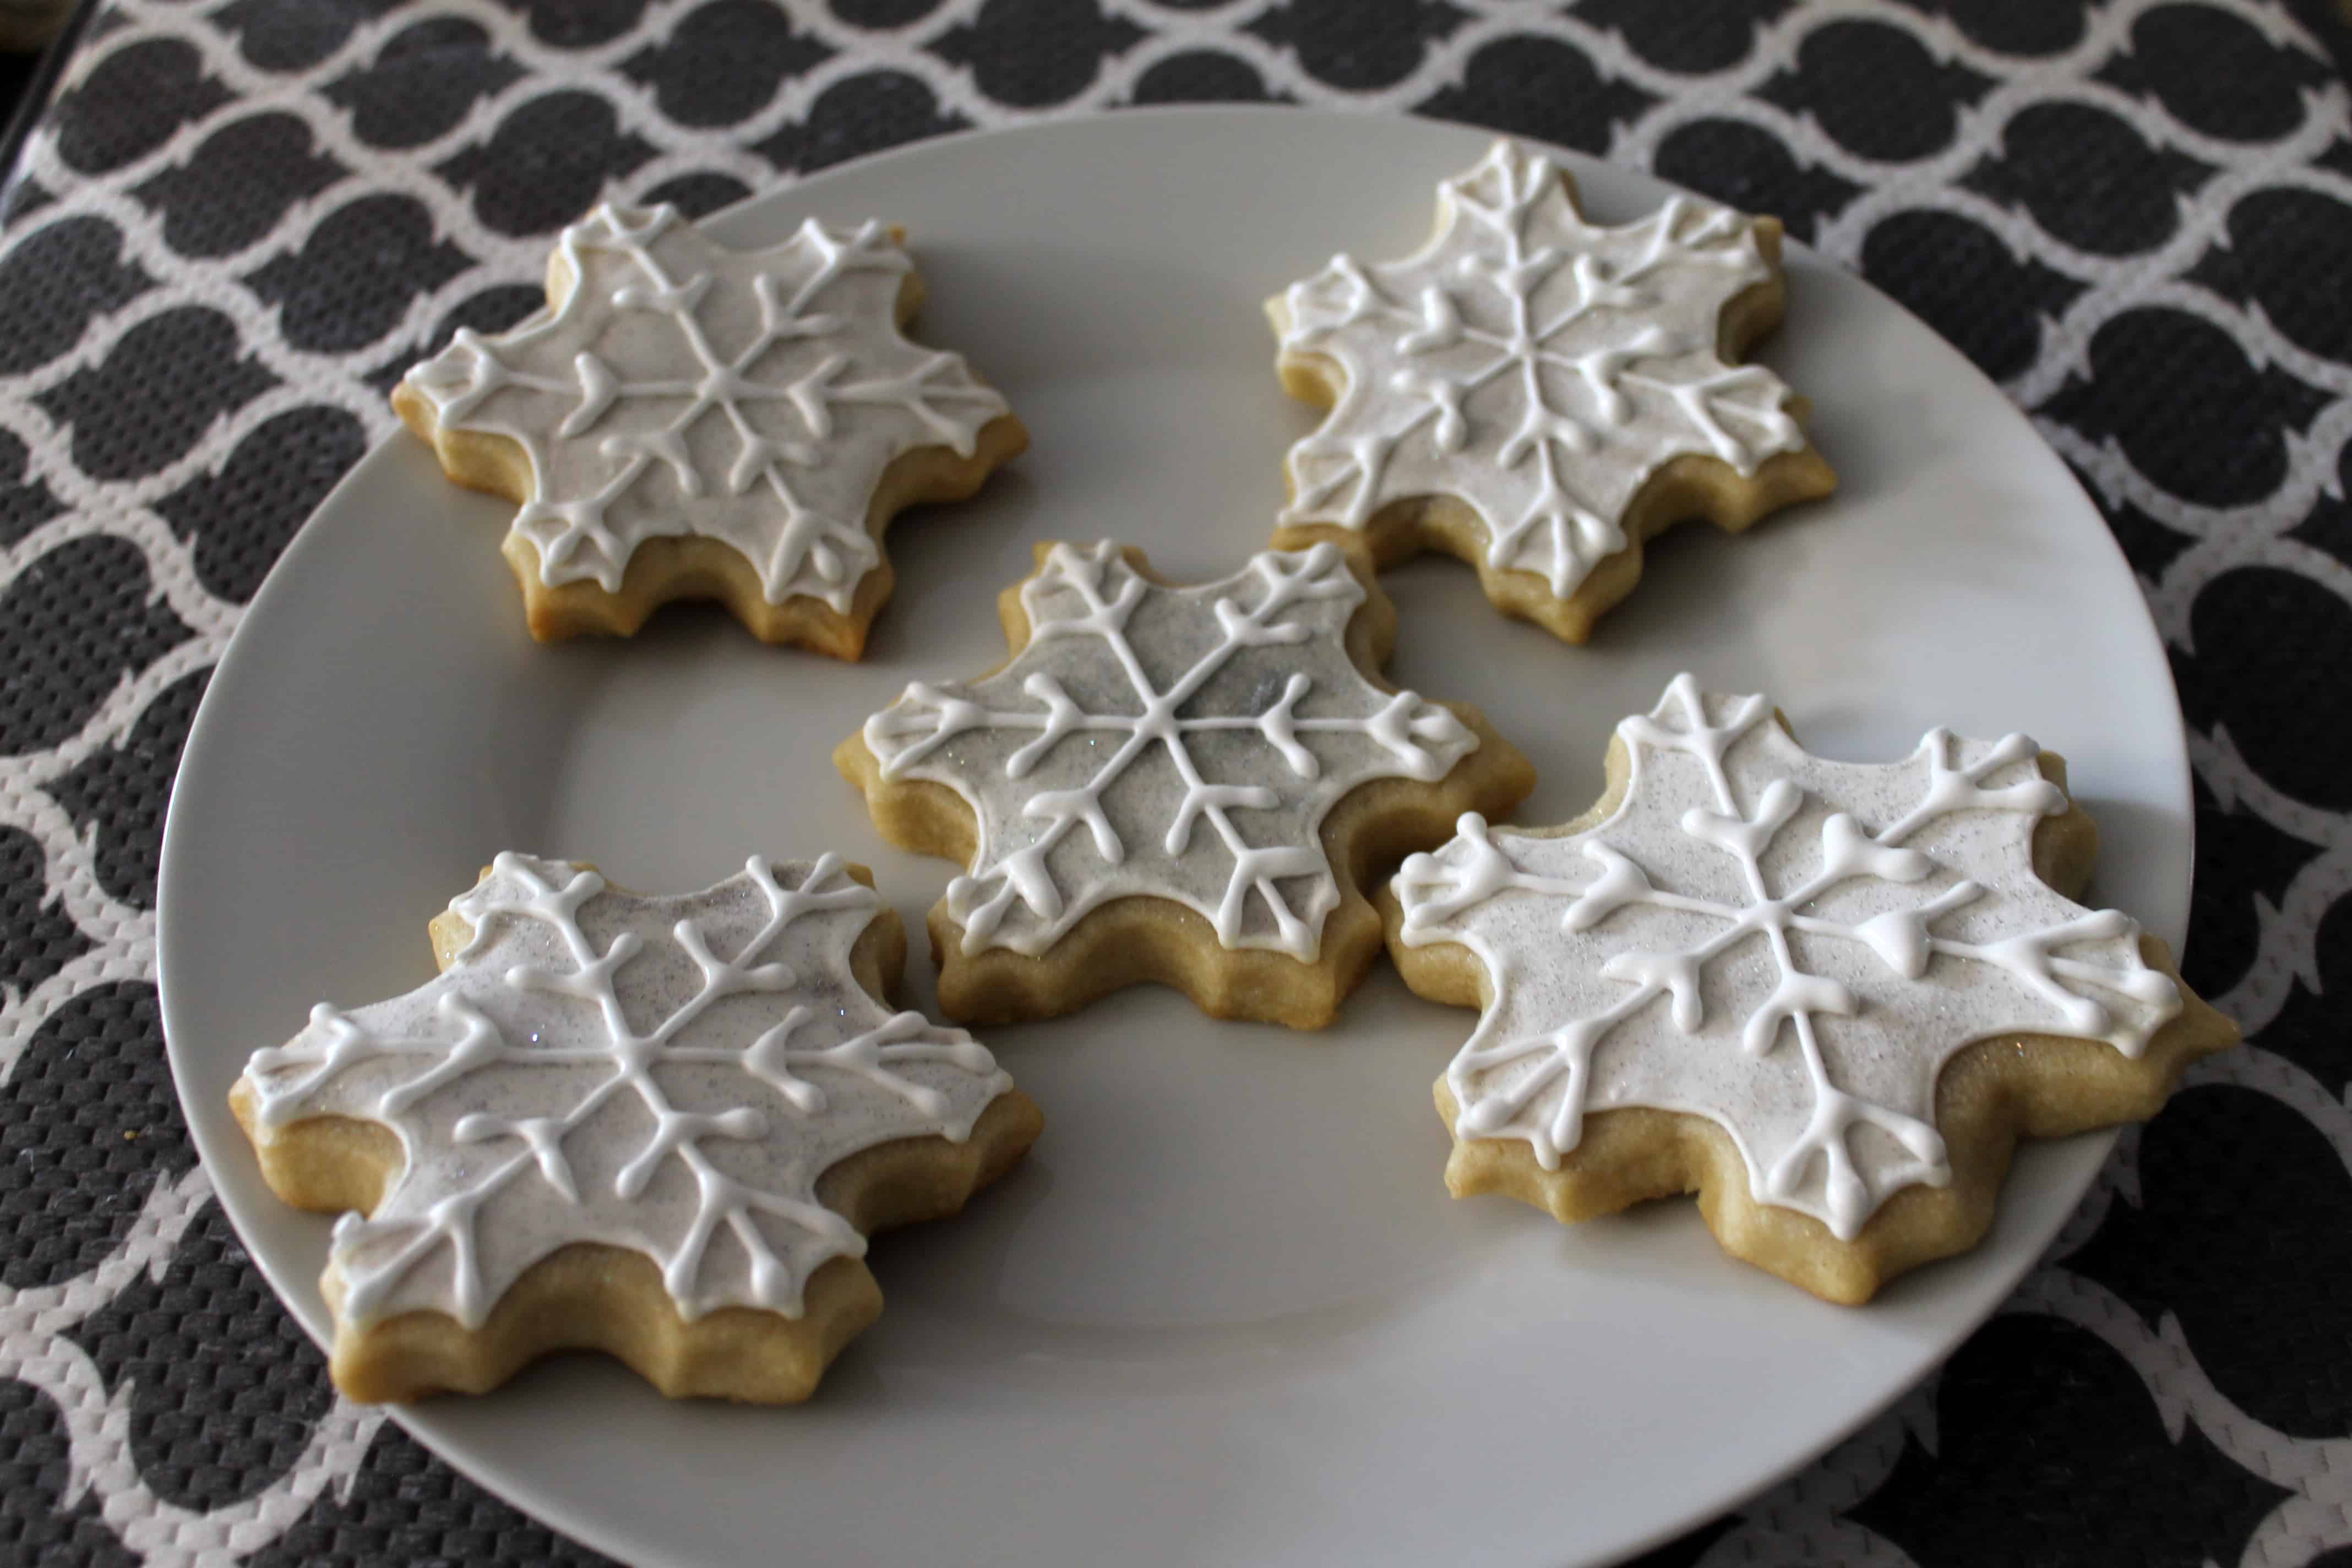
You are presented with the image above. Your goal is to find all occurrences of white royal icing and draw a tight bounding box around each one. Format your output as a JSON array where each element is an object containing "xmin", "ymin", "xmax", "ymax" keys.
[
  {"xmin": 402, "ymin": 204, "xmax": 1011, "ymax": 613},
  {"xmin": 863, "ymin": 541, "xmax": 1478, "ymax": 962},
  {"xmin": 1274, "ymin": 138, "xmax": 1808, "ymax": 603},
  {"xmin": 238, "ymin": 854, "xmax": 1011, "ymax": 1328},
  {"xmin": 1393, "ymin": 675, "xmax": 2181, "ymax": 1240}
]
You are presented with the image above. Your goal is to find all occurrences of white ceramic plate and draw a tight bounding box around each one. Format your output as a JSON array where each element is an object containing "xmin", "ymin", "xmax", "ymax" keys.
[{"xmin": 160, "ymin": 108, "xmax": 2188, "ymax": 1568}]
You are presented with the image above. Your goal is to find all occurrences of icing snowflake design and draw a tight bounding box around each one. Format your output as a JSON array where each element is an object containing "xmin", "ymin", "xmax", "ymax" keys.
[
  {"xmin": 402, "ymin": 203, "xmax": 1009, "ymax": 611},
  {"xmin": 237, "ymin": 854, "xmax": 1009, "ymax": 1327},
  {"xmin": 1275, "ymin": 138, "xmax": 1807, "ymax": 602},
  {"xmin": 1393, "ymin": 676, "xmax": 2182, "ymax": 1239},
  {"xmin": 863, "ymin": 541, "xmax": 1477, "ymax": 961}
]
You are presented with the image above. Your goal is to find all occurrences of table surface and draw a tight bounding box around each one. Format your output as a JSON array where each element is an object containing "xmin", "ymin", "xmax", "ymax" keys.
[{"xmin": 3, "ymin": 3, "xmax": 2347, "ymax": 1565}]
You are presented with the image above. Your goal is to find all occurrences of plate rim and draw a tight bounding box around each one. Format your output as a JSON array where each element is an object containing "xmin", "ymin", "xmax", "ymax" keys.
[{"xmin": 156, "ymin": 102, "xmax": 2191, "ymax": 1568}]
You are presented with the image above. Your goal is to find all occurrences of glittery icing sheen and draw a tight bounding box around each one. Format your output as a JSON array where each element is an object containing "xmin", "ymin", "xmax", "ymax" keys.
[
  {"xmin": 237, "ymin": 854, "xmax": 1011, "ymax": 1329},
  {"xmin": 863, "ymin": 541, "xmax": 1477, "ymax": 961},
  {"xmin": 401, "ymin": 204, "xmax": 1011, "ymax": 612},
  {"xmin": 1274, "ymin": 139, "xmax": 1807, "ymax": 603},
  {"xmin": 1394, "ymin": 676, "xmax": 2181, "ymax": 1239}
]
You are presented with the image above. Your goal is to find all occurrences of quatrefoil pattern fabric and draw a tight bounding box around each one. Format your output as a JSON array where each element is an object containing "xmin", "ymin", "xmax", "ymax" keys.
[{"xmin": 3, "ymin": 2, "xmax": 2346, "ymax": 1562}]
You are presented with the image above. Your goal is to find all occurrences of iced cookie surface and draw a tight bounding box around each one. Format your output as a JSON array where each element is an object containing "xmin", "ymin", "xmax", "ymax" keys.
[
  {"xmin": 1270, "ymin": 139, "xmax": 1834, "ymax": 643},
  {"xmin": 843, "ymin": 540, "xmax": 1533, "ymax": 1028},
  {"xmin": 232, "ymin": 853, "xmax": 1040, "ymax": 1402},
  {"xmin": 396, "ymin": 204, "xmax": 1025, "ymax": 656},
  {"xmin": 1387, "ymin": 676, "xmax": 2235, "ymax": 1302}
]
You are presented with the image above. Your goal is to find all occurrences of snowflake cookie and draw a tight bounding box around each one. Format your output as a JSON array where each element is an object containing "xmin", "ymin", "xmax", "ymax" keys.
[
  {"xmin": 394, "ymin": 203, "xmax": 1025, "ymax": 657},
  {"xmin": 840, "ymin": 540, "xmax": 1533, "ymax": 1028},
  {"xmin": 1268, "ymin": 139, "xmax": 1836, "ymax": 644},
  {"xmin": 231, "ymin": 853, "xmax": 1042, "ymax": 1402},
  {"xmin": 1387, "ymin": 676, "xmax": 2236, "ymax": 1302}
]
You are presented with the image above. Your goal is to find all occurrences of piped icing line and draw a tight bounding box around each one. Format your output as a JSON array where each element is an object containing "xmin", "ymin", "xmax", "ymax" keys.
[
  {"xmin": 1393, "ymin": 675, "xmax": 2181, "ymax": 1241},
  {"xmin": 401, "ymin": 203, "xmax": 1011, "ymax": 612},
  {"xmin": 1273, "ymin": 138, "xmax": 1807, "ymax": 602},
  {"xmin": 862, "ymin": 541, "xmax": 1477, "ymax": 962},
  {"xmin": 237, "ymin": 854, "xmax": 1010, "ymax": 1329}
]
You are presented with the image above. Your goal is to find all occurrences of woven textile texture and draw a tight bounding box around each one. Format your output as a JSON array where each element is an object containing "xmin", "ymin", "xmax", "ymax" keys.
[{"xmin": 2, "ymin": 1, "xmax": 2349, "ymax": 1563}]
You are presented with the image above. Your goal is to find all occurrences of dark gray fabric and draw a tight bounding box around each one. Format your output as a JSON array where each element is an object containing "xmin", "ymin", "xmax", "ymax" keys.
[{"xmin": 2, "ymin": 3, "xmax": 2346, "ymax": 1563}]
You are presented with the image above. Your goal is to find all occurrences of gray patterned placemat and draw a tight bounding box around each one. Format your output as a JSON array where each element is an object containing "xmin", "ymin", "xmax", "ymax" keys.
[{"xmin": 3, "ymin": 2, "xmax": 2348, "ymax": 1563}]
